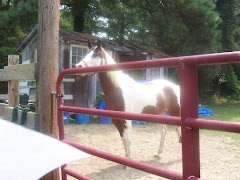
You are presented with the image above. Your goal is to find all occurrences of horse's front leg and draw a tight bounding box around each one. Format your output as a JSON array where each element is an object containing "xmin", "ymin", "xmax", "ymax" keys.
[
  {"xmin": 154, "ymin": 124, "xmax": 167, "ymax": 158},
  {"xmin": 121, "ymin": 120, "xmax": 132, "ymax": 160},
  {"xmin": 112, "ymin": 119, "xmax": 132, "ymax": 160}
]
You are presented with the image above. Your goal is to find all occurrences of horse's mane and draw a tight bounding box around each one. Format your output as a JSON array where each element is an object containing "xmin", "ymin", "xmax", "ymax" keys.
[{"xmin": 103, "ymin": 49, "xmax": 136, "ymax": 88}]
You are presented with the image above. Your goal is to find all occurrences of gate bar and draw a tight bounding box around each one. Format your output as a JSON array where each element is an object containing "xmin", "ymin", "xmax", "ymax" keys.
[
  {"xmin": 63, "ymin": 140, "xmax": 183, "ymax": 180},
  {"xmin": 63, "ymin": 167, "xmax": 91, "ymax": 180},
  {"xmin": 185, "ymin": 118, "xmax": 240, "ymax": 133},
  {"xmin": 57, "ymin": 52, "xmax": 240, "ymax": 82},
  {"xmin": 59, "ymin": 106, "xmax": 181, "ymax": 126},
  {"xmin": 60, "ymin": 106, "xmax": 240, "ymax": 133}
]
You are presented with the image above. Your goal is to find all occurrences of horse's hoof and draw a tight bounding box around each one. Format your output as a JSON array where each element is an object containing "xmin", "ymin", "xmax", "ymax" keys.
[{"xmin": 153, "ymin": 154, "xmax": 161, "ymax": 159}]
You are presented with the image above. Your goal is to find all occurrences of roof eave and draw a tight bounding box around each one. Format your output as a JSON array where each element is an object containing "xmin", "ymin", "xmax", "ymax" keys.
[{"xmin": 16, "ymin": 24, "xmax": 38, "ymax": 52}]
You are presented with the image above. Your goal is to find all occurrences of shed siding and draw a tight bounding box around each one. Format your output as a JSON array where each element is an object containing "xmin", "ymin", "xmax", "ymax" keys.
[
  {"xmin": 146, "ymin": 55, "xmax": 168, "ymax": 80},
  {"xmin": 58, "ymin": 41, "xmax": 64, "ymax": 72},
  {"xmin": 63, "ymin": 42, "xmax": 70, "ymax": 69},
  {"xmin": 22, "ymin": 35, "xmax": 37, "ymax": 63}
]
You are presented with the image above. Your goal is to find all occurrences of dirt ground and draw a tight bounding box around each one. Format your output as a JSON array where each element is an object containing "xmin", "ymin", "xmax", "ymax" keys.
[{"xmin": 64, "ymin": 123, "xmax": 240, "ymax": 180}]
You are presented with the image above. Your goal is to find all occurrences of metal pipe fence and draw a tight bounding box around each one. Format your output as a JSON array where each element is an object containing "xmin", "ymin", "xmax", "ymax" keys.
[{"xmin": 56, "ymin": 51, "xmax": 240, "ymax": 180}]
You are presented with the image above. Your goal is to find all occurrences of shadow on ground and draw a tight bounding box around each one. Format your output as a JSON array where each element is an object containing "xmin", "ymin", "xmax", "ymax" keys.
[{"xmin": 85, "ymin": 158, "xmax": 181, "ymax": 180}]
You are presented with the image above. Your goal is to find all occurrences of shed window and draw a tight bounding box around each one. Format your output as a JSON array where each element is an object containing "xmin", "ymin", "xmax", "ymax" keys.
[{"xmin": 71, "ymin": 46, "xmax": 87, "ymax": 68}]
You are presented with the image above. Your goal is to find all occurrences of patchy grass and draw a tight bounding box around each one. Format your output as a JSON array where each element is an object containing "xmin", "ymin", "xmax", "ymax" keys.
[
  {"xmin": 69, "ymin": 118, "xmax": 76, "ymax": 124},
  {"xmin": 90, "ymin": 117, "xmax": 99, "ymax": 124},
  {"xmin": 200, "ymin": 104, "xmax": 240, "ymax": 145}
]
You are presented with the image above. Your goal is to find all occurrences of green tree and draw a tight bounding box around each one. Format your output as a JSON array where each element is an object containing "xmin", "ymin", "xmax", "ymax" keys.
[
  {"xmin": 60, "ymin": 0, "xmax": 92, "ymax": 33},
  {"xmin": 214, "ymin": 0, "xmax": 240, "ymax": 101},
  {"xmin": 120, "ymin": 0, "xmax": 222, "ymax": 56},
  {"xmin": 0, "ymin": 0, "xmax": 38, "ymax": 48},
  {"xmin": 60, "ymin": 8, "xmax": 74, "ymax": 30},
  {"xmin": 216, "ymin": 0, "xmax": 239, "ymax": 51},
  {"xmin": 95, "ymin": 0, "xmax": 143, "ymax": 41}
]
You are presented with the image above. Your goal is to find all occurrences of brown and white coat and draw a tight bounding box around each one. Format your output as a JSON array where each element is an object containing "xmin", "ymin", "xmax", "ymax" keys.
[{"xmin": 76, "ymin": 41, "xmax": 181, "ymax": 160}]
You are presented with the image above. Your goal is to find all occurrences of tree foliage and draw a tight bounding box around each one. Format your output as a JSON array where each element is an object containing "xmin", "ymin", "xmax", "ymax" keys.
[
  {"xmin": 95, "ymin": 0, "xmax": 222, "ymax": 56},
  {"xmin": 0, "ymin": 0, "xmax": 38, "ymax": 47},
  {"xmin": 213, "ymin": 0, "xmax": 240, "ymax": 101},
  {"xmin": 216, "ymin": 0, "xmax": 240, "ymax": 52},
  {"xmin": 95, "ymin": 0, "xmax": 142, "ymax": 41},
  {"xmin": 60, "ymin": 8, "xmax": 74, "ymax": 30},
  {"xmin": 60, "ymin": 0, "xmax": 92, "ymax": 33}
]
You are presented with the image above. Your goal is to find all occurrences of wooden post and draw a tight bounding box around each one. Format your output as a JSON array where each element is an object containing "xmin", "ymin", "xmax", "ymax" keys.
[
  {"xmin": 37, "ymin": 0, "xmax": 60, "ymax": 179},
  {"xmin": 8, "ymin": 55, "xmax": 19, "ymax": 107}
]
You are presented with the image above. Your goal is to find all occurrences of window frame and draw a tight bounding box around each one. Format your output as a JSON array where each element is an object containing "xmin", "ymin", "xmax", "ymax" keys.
[{"xmin": 70, "ymin": 44, "xmax": 88, "ymax": 68}]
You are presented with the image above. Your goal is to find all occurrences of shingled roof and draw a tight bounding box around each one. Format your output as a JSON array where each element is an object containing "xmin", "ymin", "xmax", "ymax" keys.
[
  {"xmin": 17, "ymin": 25, "xmax": 169, "ymax": 58},
  {"xmin": 59, "ymin": 29, "xmax": 169, "ymax": 58}
]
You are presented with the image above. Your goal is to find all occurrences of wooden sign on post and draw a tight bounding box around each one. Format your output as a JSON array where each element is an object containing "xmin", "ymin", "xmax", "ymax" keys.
[{"xmin": 8, "ymin": 55, "xmax": 19, "ymax": 107}]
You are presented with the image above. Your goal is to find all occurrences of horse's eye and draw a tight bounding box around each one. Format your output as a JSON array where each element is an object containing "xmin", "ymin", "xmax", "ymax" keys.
[{"xmin": 92, "ymin": 54, "xmax": 98, "ymax": 58}]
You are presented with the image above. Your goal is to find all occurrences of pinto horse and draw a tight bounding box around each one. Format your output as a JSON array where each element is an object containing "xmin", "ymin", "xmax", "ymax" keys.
[{"xmin": 76, "ymin": 40, "xmax": 181, "ymax": 160}]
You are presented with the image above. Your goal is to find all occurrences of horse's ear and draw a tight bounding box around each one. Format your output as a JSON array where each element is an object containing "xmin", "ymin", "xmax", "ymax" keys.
[
  {"xmin": 88, "ymin": 40, "xmax": 93, "ymax": 49},
  {"xmin": 97, "ymin": 39, "xmax": 105, "ymax": 48},
  {"xmin": 95, "ymin": 39, "xmax": 105, "ymax": 58}
]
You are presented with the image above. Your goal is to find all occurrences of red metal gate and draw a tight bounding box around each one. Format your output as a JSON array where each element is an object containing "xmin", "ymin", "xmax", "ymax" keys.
[{"xmin": 56, "ymin": 52, "xmax": 240, "ymax": 180}]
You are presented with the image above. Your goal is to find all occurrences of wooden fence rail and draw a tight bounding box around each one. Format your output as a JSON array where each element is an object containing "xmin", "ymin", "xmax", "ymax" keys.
[
  {"xmin": 0, "ymin": 55, "xmax": 40, "ymax": 131},
  {"xmin": 0, "ymin": 63, "xmax": 39, "ymax": 81},
  {"xmin": 0, "ymin": 55, "xmax": 39, "ymax": 106}
]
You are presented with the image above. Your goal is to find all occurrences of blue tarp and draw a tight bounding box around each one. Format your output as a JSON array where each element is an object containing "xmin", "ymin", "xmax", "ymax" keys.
[
  {"xmin": 198, "ymin": 107, "xmax": 213, "ymax": 117},
  {"xmin": 132, "ymin": 120, "xmax": 150, "ymax": 125}
]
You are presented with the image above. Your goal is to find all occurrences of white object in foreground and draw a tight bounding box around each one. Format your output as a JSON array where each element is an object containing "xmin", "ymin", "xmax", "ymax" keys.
[{"xmin": 0, "ymin": 119, "xmax": 90, "ymax": 180}]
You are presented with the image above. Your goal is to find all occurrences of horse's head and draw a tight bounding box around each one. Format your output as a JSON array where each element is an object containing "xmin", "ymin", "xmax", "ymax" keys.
[{"xmin": 76, "ymin": 40, "xmax": 105, "ymax": 70}]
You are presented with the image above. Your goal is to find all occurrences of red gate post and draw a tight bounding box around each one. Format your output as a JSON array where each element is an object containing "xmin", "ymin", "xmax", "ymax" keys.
[{"xmin": 179, "ymin": 60, "xmax": 200, "ymax": 179}]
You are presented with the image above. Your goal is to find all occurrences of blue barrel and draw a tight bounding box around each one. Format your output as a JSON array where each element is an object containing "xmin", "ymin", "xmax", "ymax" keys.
[
  {"xmin": 63, "ymin": 112, "xmax": 70, "ymax": 125},
  {"xmin": 98, "ymin": 100, "xmax": 112, "ymax": 124},
  {"xmin": 99, "ymin": 116, "xmax": 112, "ymax": 124},
  {"xmin": 75, "ymin": 114, "xmax": 89, "ymax": 124}
]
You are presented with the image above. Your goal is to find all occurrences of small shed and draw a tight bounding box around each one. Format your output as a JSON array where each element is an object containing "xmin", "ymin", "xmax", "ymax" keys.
[{"xmin": 16, "ymin": 25, "xmax": 170, "ymax": 108}]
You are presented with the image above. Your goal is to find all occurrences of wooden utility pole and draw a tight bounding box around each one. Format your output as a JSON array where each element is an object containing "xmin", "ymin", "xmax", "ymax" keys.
[
  {"xmin": 37, "ymin": 0, "xmax": 60, "ymax": 179},
  {"xmin": 8, "ymin": 55, "xmax": 19, "ymax": 107}
]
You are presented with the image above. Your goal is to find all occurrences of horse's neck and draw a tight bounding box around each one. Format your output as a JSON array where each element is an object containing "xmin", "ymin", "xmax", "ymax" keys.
[{"xmin": 99, "ymin": 52, "xmax": 132, "ymax": 96}]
